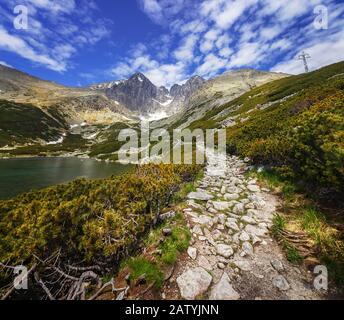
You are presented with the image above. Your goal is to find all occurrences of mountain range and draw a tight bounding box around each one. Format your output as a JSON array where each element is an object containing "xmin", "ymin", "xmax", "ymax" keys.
[
  {"xmin": 0, "ymin": 63, "xmax": 286, "ymax": 148},
  {"xmin": 90, "ymin": 72, "xmax": 206, "ymax": 115}
]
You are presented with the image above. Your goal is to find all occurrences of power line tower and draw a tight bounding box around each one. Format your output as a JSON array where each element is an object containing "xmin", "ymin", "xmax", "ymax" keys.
[{"xmin": 298, "ymin": 51, "xmax": 311, "ymax": 73}]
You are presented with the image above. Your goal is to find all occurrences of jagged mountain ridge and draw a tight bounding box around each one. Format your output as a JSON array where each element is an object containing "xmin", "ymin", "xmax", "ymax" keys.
[
  {"xmin": 89, "ymin": 73, "xmax": 206, "ymax": 115},
  {"xmin": 0, "ymin": 63, "xmax": 285, "ymax": 148},
  {"xmin": 152, "ymin": 69, "xmax": 288, "ymax": 129}
]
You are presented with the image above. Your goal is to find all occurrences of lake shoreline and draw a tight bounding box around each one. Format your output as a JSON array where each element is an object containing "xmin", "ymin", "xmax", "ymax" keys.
[{"xmin": 0, "ymin": 157, "xmax": 132, "ymax": 200}]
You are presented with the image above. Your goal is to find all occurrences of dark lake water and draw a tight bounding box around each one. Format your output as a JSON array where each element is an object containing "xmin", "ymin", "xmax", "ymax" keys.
[{"xmin": 0, "ymin": 157, "xmax": 131, "ymax": 199}]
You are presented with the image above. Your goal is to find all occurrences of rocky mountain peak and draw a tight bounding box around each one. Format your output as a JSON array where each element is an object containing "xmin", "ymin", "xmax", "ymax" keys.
[
  {"xmin": 88, "ymin": 72, "xmax": 205, "ymax": 115},
  {"xmin": 128, "ymin": 72, "xmax": 149, "ymax": 84}
]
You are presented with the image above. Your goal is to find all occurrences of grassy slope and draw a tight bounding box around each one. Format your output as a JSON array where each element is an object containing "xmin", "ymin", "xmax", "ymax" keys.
[
  {"xmin": 186, "ymin": 62, "xmax": 344, "ymax": 287},
  {"xmin": 188, "ymin": 61, "xmax": 344, "ymax": 200},
  {"xmin": 0, "ymin": 100, "xmax": 68, "ymax": 147}
]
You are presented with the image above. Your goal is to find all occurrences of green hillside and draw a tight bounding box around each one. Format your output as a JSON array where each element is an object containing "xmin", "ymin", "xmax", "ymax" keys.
[
  {"xmin": 187, "ymin": 62, "xmax": 344, "ymax": 201},
  {"xmin": 0, "ymin": 100, "xmax": 68, "ymax": 147}
]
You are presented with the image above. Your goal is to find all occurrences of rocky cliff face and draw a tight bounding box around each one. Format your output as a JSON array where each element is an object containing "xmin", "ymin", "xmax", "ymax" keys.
[
  {"xmin": 152, "ymin": 69, "xmax": 288, "ymax": 130},
  {"xmin": 169, "ymin": 76, "xmax": 206, "ymax": 114},
  {"xmin": 90, "ymin": 73, "xmax": 205, "ymax": 116}
]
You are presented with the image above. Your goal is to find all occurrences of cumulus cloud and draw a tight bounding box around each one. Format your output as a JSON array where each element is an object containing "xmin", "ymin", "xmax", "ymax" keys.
[
  {"xmin": 110, "ymin": 50, "xmax": 189, "ymax": 88},
  {"xmin": 0, "ymin": 26, "xmax": 66, "ymax": 71},
  {"xmin": 139, "ymin": 0, "xmax": 186, "ymax": 25},
  {"xmin": 174, "ymin": 34, "xmax": 199, "ymax": 61},
  {"xmin": 272, "ymin": 29, "xmax": 344, "ymax": 74},
  {"xmin": 127, "ymin": 0, "xmax": 343, "ymax": 85},
  {"xmin": 0, "ymin": 0, "xmax": 111, "ymax": 72},
  {"xmin": 196, "ymin": 53, "xmax": 228, "ymax": 77},
  {"xmin": 0, "ymin": 60, "xmax": 13, "ymax": 68}
]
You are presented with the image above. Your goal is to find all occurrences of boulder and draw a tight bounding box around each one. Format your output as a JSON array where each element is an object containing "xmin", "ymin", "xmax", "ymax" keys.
[
  {"xmin": 239, "ymin": 231, "xmax": 250, "ymax": 242},
  {"xmin": 241, "ymin": 215, "xmax": 257, "ymax": 225},
  {"xmin": 233, "ymin": 259, "xmax": 252, "ymax": 271},
  {"xmin": 216, "ymin": 244, "xmax": 234, "ymax": 258},
  {"xmin": 233, "ymin": 203, "xmax": 245, "ymax": 214},
  {"xmin": 245, "ymin": 224, "xmax": 267, "ymax": 237},
  {"xmin": 224, "ymin": 193, "xmax": 240, "ymax": 201},
  {"xmin": 242, "ymin": 242, "xmax": 254, "ymax": 256},
  {"xmin": 177, "ymin": 267, "xmax": 212, "ymax": 300},
  {"xmin": 192, "ymin": 225, "xmax": 203, "ymax": 235},
  {"xmin": 158, "ymin": 211, "xmax": 176, "ymax": 222},
  {"xmin": 198, "ymin": 256, "xmax": 213, "ymax": 271}
]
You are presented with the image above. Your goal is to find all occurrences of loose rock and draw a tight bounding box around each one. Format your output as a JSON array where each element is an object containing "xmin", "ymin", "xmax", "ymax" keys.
[
  {"xmin": 209, "ymin": 273, "xmax": 240, "ymax": 300},
  {"xmin": 272, "ymin": 275, "xmax": 290, "ymax": 291},
  {"xmin": 216, "ymin": 244, "xmax": 234, "ymax": 258},
  {"xmin": 177, "ymin": 267, "xmax": 213, "ymax": 300},
  {"xmin": 187, "ymin": 247, "xmax": 197, "ymax": 260}
]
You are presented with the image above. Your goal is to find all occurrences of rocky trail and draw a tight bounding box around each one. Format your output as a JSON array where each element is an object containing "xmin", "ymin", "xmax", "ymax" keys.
[{"xmin": 163, "ymin": 154, "xmax": 325, "ymax": 300}]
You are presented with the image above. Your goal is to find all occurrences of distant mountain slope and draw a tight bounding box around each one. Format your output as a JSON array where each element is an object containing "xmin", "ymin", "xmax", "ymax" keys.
[
  {"xmin": 183, "ymin": 61, "xmax": 344, "ymax": 199},
  {"xmin": 0, "ymin": 99, "xmax": 68, "ymax": 147},
  {"xmin": 0, "ymin": 65, "xmax": 131, "ymax": 125},
  {"xmin": 153, "ymin": 69, "xmax": 287, "ymax": 129}
]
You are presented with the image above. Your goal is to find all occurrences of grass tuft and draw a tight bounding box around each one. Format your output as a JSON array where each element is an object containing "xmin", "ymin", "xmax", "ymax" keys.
[{"xmin": 123, "ymin": 257, "xmax": 164, "ymax": 289}]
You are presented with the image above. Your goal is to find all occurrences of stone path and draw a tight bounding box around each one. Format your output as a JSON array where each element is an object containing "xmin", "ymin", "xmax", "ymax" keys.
[{"xmin": 171, "ymin": 154, "xmax": 324, "ymax": 300}]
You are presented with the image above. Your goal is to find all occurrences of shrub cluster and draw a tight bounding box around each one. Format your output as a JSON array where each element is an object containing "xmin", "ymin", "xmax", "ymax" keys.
[
  {"xmin": 225, "ymin": 63, "xmax": 344, "ymax": 199},
  {"xmin": 0, "ymin": 164, "xmax": 201, "ymax": 279}
]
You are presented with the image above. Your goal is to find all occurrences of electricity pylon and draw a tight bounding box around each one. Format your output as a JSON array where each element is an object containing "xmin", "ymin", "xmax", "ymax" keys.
[{"xmin": 298, "ymin": 51, "xmax": 311, "ymax": 73}]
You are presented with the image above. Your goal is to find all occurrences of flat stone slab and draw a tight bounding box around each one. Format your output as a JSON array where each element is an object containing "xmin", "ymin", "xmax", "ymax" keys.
[
  {"xmin": 209, "ymin": 273, "xmax": 240, "ymax": 300},
  {"xmin": 177, "ymin": 267, "xmax": 212, "ymax": 300},
  {"xmin": 233, "ymin": 259, "xmax": 252, "ymax": 271},
  {"xmin": 188, "ymin": 191, "xmax": 214, "ymax": 201},
  {"xmin": 212, "ymin": 201, "xmax": 231, "ymax": 211},
  {"xmin": 245, "ymin": 224, "xmax": 268, "ymax": 237},
  {"xmin": 247, "ymin": 184, "xmax": 260, "ymax": 192},
  {"xmin": 198, "ymin": 255, "xmax": 213, "ymax": 271}
]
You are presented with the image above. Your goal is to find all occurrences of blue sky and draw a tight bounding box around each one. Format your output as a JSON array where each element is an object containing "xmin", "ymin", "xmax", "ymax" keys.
[{"xmin": 0, "ymin": 0, "xmax": 343, "ymax": 88}]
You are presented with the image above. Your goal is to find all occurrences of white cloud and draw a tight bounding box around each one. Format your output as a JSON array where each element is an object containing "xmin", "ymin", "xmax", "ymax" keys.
[
  {"xmin": 139, "ymin": 0, "xmax": 185, "ymax": 25},
  {"xmin": 228, "ymin": 42, "xmax": 267, "ymax": 68},
  {"xmin": 0, "ymin": 0, "xmax": 110, "ymax": 73},
  {"xmin": 130, "ymin": 0, "xmax": 344, "ymax": 86},
  {"xmin": 218, "ymin": 47, "xmax": 233, "ymax": 58},
  {"xmin": 200, "ymin": 0, "xmax": 258, "ymax": 30},
  {"xmin": 260, "ymin": 0, "xmax": 322, "ymax": 22},
  {"xmin": 196, "ymin": 53, "xmax": 228, "ymax": 77},
  {"xmin": 110, "ymin": 53, "xmax": 188, "ymax": 88},
  {"xmin": 270, "ymin": 39, "xmax": 292, "ymax": 51},
  {"xmin": 0, "ymin": 26, "xmax": 66, "ymax": 72},
  {"xmin": 179, "ymin": 20, "xmax": 208, "ymax": 35},
  {"xmin": 0, "ymin": 60, "xmax": 13, "ymax": 68},
  {"xmin": 174, "ymin": 34, "xmax": 198, "ymax": 61},
  {"xmin": 272, "ymin": 29, "xmax": 344, "ymax": 74},
  {"xmin": 27, "ymin": 0, "xmax": 76, "ymax": 14}
]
